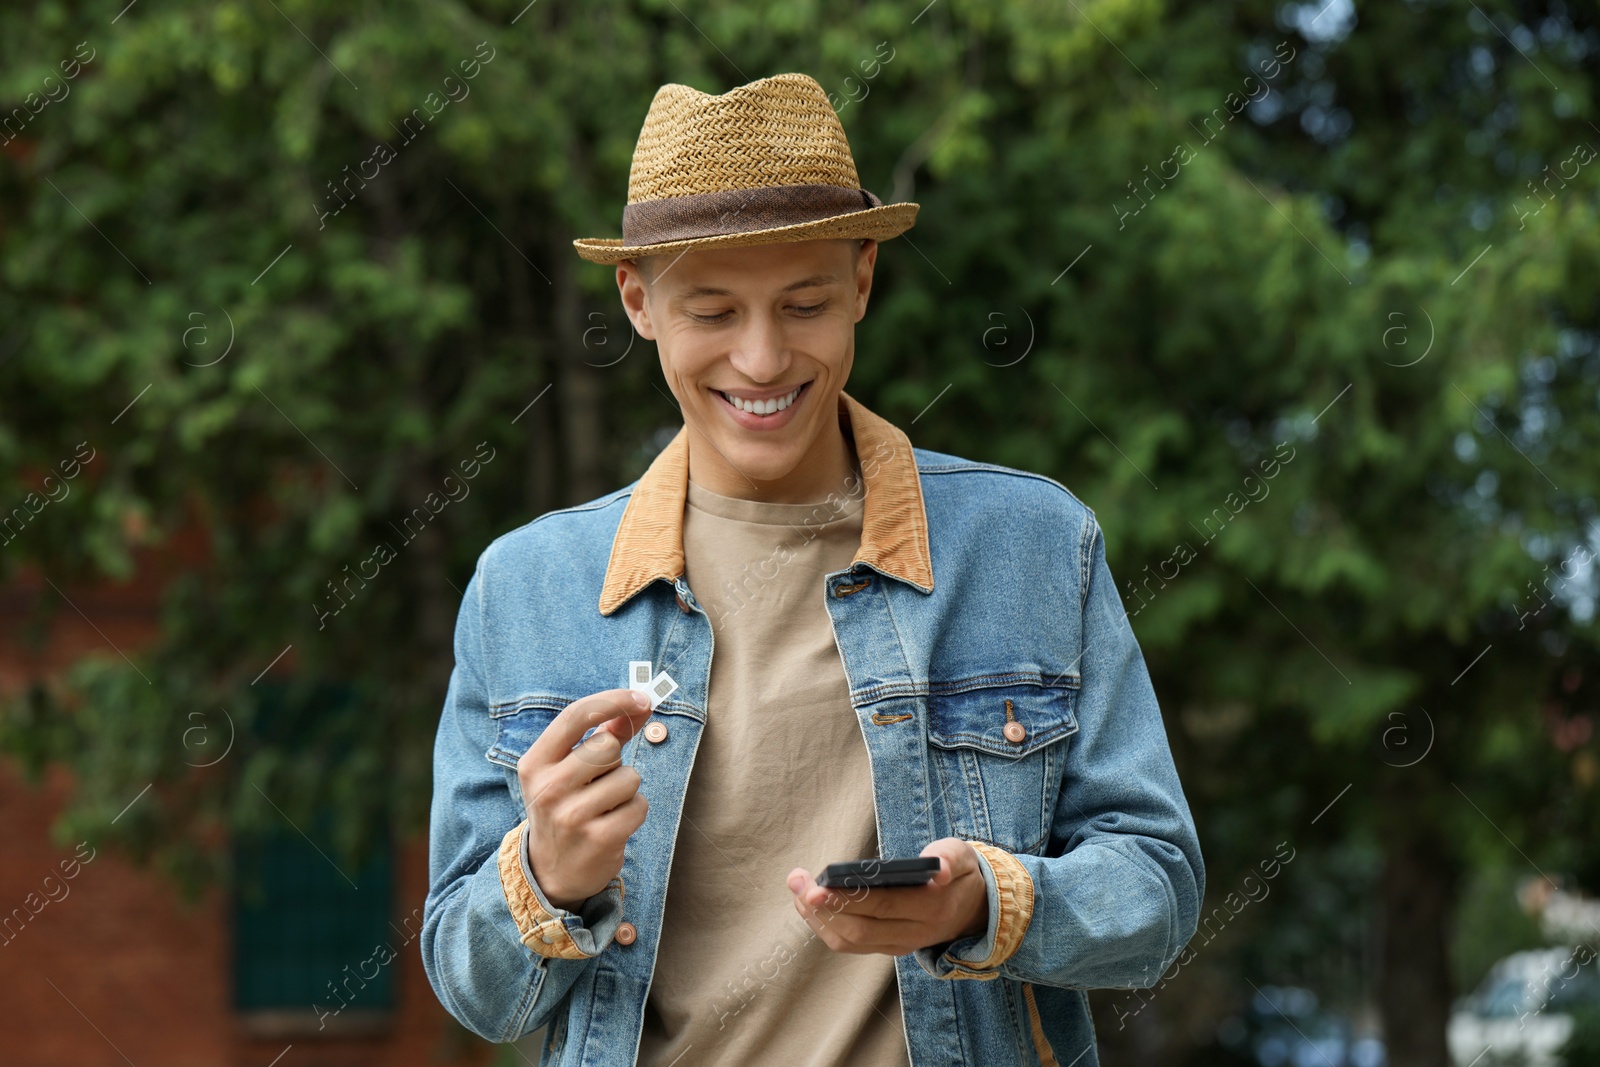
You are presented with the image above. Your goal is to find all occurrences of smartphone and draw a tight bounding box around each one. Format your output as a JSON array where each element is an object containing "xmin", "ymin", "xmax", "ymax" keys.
[{"xmin": 815, "ymin": 856, "xmax": 940, "ymax": 890}]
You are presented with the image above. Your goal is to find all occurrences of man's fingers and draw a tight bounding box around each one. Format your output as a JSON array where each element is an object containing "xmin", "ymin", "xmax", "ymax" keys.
[
  {"xmin": 789, "ymin": 868, "xmax": 881, "ymax": 919},
  {"xmin": 801, "ymin": 882, "xmax": 942, "ymax": 920},
  {"xmin": 565, "ymin": 763, "xmax": 644, "ymax": 822},
  {"xmin": 590, "ymin": 788, "xmax": 649, "ymax": 840},
  {"xmin": 592, "ymin": 697, "xmax": 656, "ymax": 746},
  {"xmin": 792, "ymin": 883, "xmax": 930, "ymax": 953},
  {"xmin": 919, "ymin": 839, "xmax": 971, "ymax": 887},
  {"xmin": 526, "ymin": 688, "xmax": 652, "ymax": 770},
  {"xmin": 788, "ymin": 845, "xmax": 986, "ymax": 956},
  {"xmin": 793, "ymin": 841, "xmax": 978, "ymax": 920}
]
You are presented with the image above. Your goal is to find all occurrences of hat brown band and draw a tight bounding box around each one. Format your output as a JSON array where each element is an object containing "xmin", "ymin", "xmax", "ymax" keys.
[{"xmin": 621, "ymin": 183, "xmax": 883, "ymax": 249}]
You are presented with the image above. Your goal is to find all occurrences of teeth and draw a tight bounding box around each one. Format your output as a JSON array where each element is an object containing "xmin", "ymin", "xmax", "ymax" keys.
[{"xmin": 721, "ymin": 384, "xmax": 803, "ymax": 415}]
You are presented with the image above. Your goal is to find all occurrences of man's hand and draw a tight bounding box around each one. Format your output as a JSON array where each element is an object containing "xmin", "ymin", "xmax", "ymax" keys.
[
  {"xmin": 519, "ymin": 688, "xmax": 656, "ymax": 912},
  {"xmin": 785, "ymin": 838, "xmax": 988, "ymax": 957}
]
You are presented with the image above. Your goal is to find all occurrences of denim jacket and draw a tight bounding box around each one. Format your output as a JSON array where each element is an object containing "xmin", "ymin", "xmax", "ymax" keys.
[{"xmin": 421, "ymin": 389, "xmax": 1204, "ymax": 1066}]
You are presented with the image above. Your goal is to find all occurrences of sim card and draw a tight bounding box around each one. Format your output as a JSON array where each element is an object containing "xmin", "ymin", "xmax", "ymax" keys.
[
  {"xmin": 628, "ymin": 661, "xmax": 654, "ymax": 694},
  {"xmin": 646, "ymin": 671, "xmax": 678, "ymax": 710}
]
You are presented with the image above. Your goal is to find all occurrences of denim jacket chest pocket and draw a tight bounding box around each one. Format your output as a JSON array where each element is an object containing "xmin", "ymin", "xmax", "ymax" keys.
[
  {"xmin": 485, "ymin": 696, "xmax": 580, "ymax": 799},
  {"xmin": 925, "ymin": 675, "xmax": 1081, "ymax": 854}
]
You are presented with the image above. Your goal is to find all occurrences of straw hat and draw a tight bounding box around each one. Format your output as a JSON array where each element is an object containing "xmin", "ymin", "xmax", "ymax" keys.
[{"xmin": 572, "ymin": 72, "xmax": 919, "ymax": 264}]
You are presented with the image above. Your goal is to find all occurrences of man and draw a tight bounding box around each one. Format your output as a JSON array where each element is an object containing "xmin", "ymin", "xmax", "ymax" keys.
[{"xmin": 421, "ymin": 72, "xmax": 1203, "ymax": 1066}]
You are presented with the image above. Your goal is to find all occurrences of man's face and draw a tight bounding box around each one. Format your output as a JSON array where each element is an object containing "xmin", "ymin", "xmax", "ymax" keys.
[{"xmin": 617, "ymin": 236, "xmax": 878, "ymax": 501}]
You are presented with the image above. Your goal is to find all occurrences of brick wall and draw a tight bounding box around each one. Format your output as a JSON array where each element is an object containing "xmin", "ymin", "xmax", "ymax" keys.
[{"xmin": 0, "ymin": 546, "xmax": 504, "ymax": 1066}]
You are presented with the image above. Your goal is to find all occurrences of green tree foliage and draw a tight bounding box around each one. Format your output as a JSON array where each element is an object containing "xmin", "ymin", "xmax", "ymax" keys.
[{"xmin": 2, "ymin": 0, "xmax": 1597, "ymax": 1060}]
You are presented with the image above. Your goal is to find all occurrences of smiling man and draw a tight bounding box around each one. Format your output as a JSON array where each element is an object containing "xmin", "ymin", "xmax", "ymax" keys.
[{"xmin": 422, "ymin": 72, "xmax": 1204, "ymax": 1067}]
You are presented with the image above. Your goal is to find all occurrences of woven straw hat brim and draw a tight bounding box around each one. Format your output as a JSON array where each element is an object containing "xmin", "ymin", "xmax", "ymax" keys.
[{"xmin": 572, "ymin": 201, "xmax": 918, "ymax": 265}]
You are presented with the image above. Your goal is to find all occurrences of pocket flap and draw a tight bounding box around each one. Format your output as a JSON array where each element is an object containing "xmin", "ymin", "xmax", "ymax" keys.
[
  {"xmin": 487, "ymin": 696, "xmax": 570, "ymax": 769},
  {"xmin": 927, "ymin": 677, "xmax": 1080, "ymax": 759}
]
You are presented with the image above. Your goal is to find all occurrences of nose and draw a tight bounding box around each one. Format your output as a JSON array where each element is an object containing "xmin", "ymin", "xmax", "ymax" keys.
[{"xmin": 727, "ymin": 309, "xmax": 792, "ymax": 382}]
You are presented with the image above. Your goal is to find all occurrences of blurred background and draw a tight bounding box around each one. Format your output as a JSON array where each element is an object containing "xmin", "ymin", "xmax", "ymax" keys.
[{"xmin": 2, "ymin": 0, "xmax": 1598, "ymax": 1064}]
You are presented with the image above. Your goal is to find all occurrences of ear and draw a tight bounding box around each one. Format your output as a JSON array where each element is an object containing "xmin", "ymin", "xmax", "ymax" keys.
[
  {"xmin": 617, "ymin": 261, "xmax": 657, "ymax": 340},
  {"xmin": 852, "ymin": 239, "xmax": 878, "ymax": 323}
]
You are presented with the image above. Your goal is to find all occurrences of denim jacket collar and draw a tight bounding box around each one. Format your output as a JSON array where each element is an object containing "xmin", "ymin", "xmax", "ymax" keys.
[{"xmin": 597, "ymin": 389, "xmax": 935, "ymax": 616}]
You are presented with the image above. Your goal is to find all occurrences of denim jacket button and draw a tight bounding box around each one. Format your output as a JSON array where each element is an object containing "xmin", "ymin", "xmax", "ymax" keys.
[
  {"xmin": 615, "ymin": 921, "xmax": 638, "ymax": 945},
  {"xmin": 675, "ymin": 592, "xmax": 691, "ymax": 613},
  {"xmin": 1003, "ymin": 721, "xmax": 1027, "ymax": 743},
  {"xmin": 644, "ymin": 721, "xmax": 668, "ymax": 743}
]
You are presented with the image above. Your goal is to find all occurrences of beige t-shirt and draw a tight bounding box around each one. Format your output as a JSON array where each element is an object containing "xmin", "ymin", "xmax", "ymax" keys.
[{"xmin": 636, "ymin": 462, "xmax": 909, "ymax": 1067}]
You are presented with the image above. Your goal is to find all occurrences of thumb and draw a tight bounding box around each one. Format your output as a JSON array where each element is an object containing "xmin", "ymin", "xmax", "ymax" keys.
[
  {"xmin": 599, "ymin": 701, "xmax": 655, "ymax": 743},
  {"xmin": 919, "ymin": 839, "xmax": 963, "ymax": 887}
]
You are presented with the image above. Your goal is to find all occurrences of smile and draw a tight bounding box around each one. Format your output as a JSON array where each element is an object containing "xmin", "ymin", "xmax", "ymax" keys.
[{"xmin": 716, "ymin": 382, "xmax": 807, "ymax": 416}]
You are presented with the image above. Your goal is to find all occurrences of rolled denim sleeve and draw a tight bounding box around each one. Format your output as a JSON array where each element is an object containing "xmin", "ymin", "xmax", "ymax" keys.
[
  {"xmin": 420, "ymin": 554, "xmax": 622, "ymax": 1041},
  {"xmin": 500, "ymin": 820, "xmax": 625, "ymax": 959},
  {"xmin": 913, "ymin": 841, "xmax": 1035, "ymax": 980},
  {"xmin": 947, "ymin": 516, "xmax": 1204, "ymax": 989}
]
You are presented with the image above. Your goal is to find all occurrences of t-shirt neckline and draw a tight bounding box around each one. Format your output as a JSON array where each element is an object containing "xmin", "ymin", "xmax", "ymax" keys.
[{"xmin": 685, "ymin": 466, "xmax": 865, "ymax": 527}]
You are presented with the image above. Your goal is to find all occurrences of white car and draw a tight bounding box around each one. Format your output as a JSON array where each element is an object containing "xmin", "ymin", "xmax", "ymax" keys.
[{"xmin": 1448, "ymin": 946, "xmax": 1599, "ymax": 1067}]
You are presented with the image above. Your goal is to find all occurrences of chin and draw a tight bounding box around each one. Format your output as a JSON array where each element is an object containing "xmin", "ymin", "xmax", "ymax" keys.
[{"xmin": 720, "ymin": 437, "xmax": 807, "ymax": 482}]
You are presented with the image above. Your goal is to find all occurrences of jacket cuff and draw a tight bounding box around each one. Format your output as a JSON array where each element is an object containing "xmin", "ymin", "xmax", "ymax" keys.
[
  {"xmin": 497, "ymin": 821, "xmax": 623, "ymax": 960},
  {"xmin": 913, "ymin": 840, "xmax": 1036, "ymax": 980}
]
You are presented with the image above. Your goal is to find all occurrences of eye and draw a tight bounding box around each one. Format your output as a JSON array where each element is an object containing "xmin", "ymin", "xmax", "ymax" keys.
[
  {"xmin": 687, "ymin": 310, "xmax": 732, "ymax": 324},
  {"xmin": 792, "ymin": 301, "xmax": 829, "ymax": 316}
]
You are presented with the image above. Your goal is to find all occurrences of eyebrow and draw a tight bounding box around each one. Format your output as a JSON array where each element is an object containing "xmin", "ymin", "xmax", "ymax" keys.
[{"xmin": 672, "ymin": 272, "xmax": 844, "ymax": 301}]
